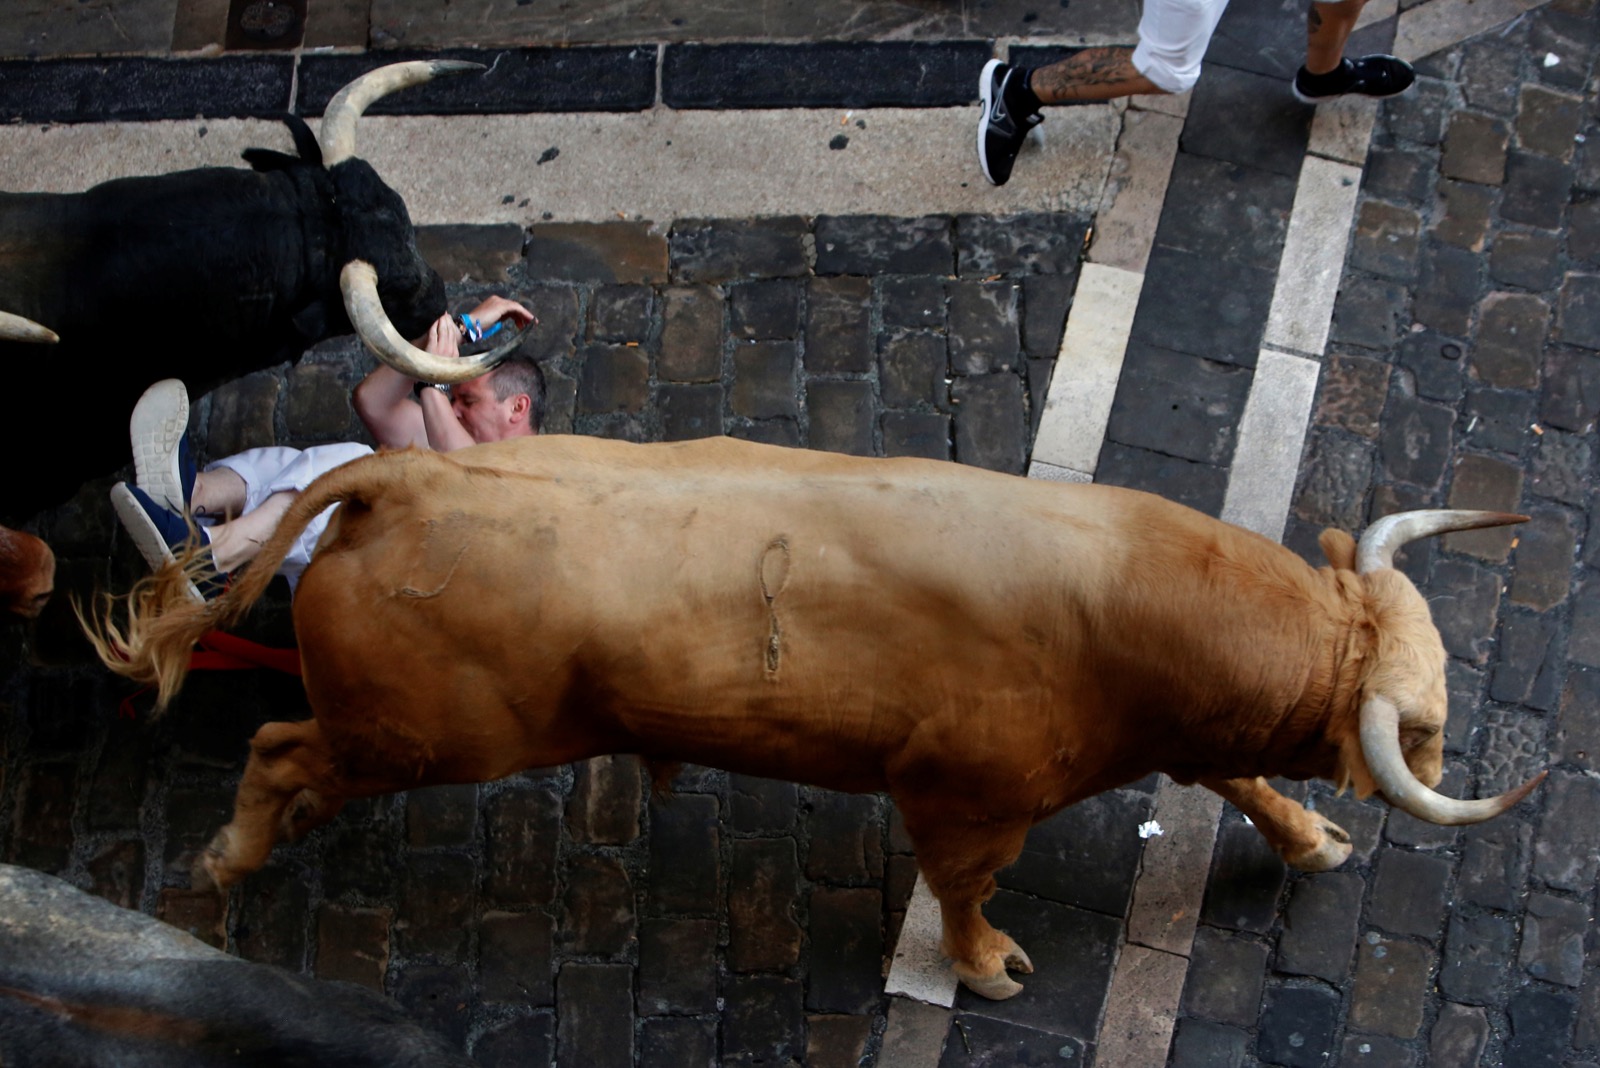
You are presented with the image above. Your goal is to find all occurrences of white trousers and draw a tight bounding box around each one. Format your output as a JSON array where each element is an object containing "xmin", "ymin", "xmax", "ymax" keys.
[
  {"xmin": 207, "ymin": 443, "xmax": 372, "ymax": 589},
  {"xmin": 1131, "ymin": 0, "xmax": 1233, "ymax": 92}
]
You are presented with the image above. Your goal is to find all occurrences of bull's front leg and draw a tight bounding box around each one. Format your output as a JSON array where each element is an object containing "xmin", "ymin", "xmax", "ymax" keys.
[
  {"xmin": 1202, "ymin": 776, "xmax": 1352, "ymax": 872},
  {"xmin": 898, "ymin": 805, "xmax": 1034, "ymax": 1000}
]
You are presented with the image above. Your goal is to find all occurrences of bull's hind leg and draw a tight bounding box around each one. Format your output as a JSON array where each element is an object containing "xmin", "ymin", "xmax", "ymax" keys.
[
  {"xmin": 899, "ymin": 807, "xmax": 1034, "ymax": 1000},
  {"xmin": 197, "ymin": 720, "xmax": 340, "ymax": 891},
  {"xmin": 1202, "ymin": 776, "xmax": 1353, "ymax": 872}
]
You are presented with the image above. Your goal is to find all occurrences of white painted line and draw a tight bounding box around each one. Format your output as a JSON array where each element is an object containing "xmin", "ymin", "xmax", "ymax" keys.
[
  {"xmin": 1308, "ymin": 96, "xmax": 1379, "ymax": 166},
  {"xmin": 1030, "ymin": 262, "xmax": 1145, "ymax": 478},
  {"xmin": 1355, "ymin": 0, "xmax": 1399, "ymax": 31},
  {"xmin": 1263, "ymin": 155, "xmax": 1363, "ymax": 357},
  {"xmin": 1394, "ymin": 0, "xmax": 1547, "ymax": 62},
  {"xmin": 1220, "ymin": 349, "xmax": 1322, "ymax": 541},
  {"xmin": 1090, "ymin": 108, "xmax": 1185, "ymax": 275},
  {"xmin": 1028, "ymin": 459, "xmax": 1094, "ymax": 483},
  {"xmin": 0, "ymin": 106, "xmax": 1121, "ymax": 225},
  {"xmin": 884, "ymin": 873, "xmax": 959, "ymax": 1007}
]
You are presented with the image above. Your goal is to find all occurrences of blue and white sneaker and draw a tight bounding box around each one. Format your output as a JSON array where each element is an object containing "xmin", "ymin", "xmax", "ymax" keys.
[
  {"xmin": 129, "ymin": 378, "xmax": 195, "ymax": 513},
  {"xmin": 110, "ymin": 482, "xmax": 214, "ymax": 602}
]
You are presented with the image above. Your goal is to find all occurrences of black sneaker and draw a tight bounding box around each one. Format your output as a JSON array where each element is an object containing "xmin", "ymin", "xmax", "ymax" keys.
[
  {"xmin": 1292, "ymin": 55, "xmax": 1415, "ymax": 104},
  {"xmin": 978, "ymin": 59, "xmax": 1043, "ymax": 186},
  {"xmin": 110, "ymin": 482, "xmax": 216, "ymax": 602}
]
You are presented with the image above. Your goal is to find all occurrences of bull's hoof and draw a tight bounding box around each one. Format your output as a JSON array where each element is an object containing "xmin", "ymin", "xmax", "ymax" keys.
[
  {"xmin": 1282, "ymin": 814, "xmax": 1353, "ymax": 872},
  {"xmin": 191, "ymin": 829, "xmax": 239, "ymax": 892},
  {"xmin": 954, "ymin": 964, "xmax": 1025, "ymax": 1000}
]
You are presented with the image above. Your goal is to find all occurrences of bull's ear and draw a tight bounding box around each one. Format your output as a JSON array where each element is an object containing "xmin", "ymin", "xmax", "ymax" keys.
[
  {"xmin": 282, "ymin": 115, "xmax": 324, "ymax": 167},
  {"xmin": 1319, "ymin": 529, "xmax": 1357, "ymax": 571},
  {"xmin": 243, "ymin": 148, "xmax": 304, "ymax": 173},
  {"xmin": 291, "ymin": 301, "xmax": 332, "ymax": 341}
]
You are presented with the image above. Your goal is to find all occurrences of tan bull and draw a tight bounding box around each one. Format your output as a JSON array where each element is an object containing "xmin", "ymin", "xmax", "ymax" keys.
[
  {"xmin": 1, "ymin": 524, "xmax": 54, "ymax": 620},
  {"xmin": 84, "ymin": 436, "xmax": 1541, "ymax": 999}
]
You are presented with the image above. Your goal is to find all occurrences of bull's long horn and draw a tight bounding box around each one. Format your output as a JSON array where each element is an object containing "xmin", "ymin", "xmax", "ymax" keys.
[
  {"xmin": 319, "ymin": 59, "xmax": 484, "ymax": 166},
  {"xmin": 1355, "ymin": 509, "xmax": 1527, "ymax": 574},
  {"xmin": 340, "ymin": 261, "xmax": 521, "ymax": 383},
  {"xmin": 0, "ymin": 310, "xmax": 59, "ymax": 343},
  {"xmin": 1359, "ymin": 695, "xmax": 1544, "ymax": 825}
]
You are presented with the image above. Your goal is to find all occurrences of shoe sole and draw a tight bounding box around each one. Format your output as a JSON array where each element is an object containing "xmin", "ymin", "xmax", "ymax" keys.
[
  {"xmin": 130, "ymin": 378, "xmax": 189, "ymax": 513},
  {"xmin": 110, "ymin": 483, "xmax": 203, "ymax": 604},
  {"xmin": 977, "ymin": 58, "xmax": 1003, "ymax": 186}
]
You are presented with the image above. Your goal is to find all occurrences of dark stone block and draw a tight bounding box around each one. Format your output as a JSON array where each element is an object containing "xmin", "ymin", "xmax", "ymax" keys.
[
  {"xmin": 480, "ymin": 910, "xmax": 554, "ymax": 1006},
  {"xmin": 662, "ymin": 41, "xmax": 992, "ymax": 108},
  {"xmin": 1532, "ymin": 771, "xmax": 1600, "ymax": 891},
  {"xmin": 728, "ymin": 838, "xmax": 803, "ymax": 971},
  {"xmin": 1442, "ymin": 111, "xmax": 1511, "ymax": 184},
  {"xmin": 284, "ymin": 362, "xmax": 354, "ymax": 441},
  {"xmin": 1379, "ymin": 393, "xmax": 1454, "ymax": 489},
  {"xmin": 731, "ymin": 279, "xmax": 803, "ymax": 340},
  {"xmin": 1504, "ymin": 988, "xmax": 1578, "ymax": 1067},
  {"xmin": 84, "ymin": 840, "xmax": 145, "ymax": 913},
  {"xmin": 881, "ymin": 275, "xmax": 949, "ymax": 332},
  {"xmin": 1382, "ymin": 78, "xmax": 1451, "ymax": 145},
  {"xmin": 1331, "ymin": 272, "xmax": 1409, "ymax": 352},
  {"xmin": 1458, "ymin": 817, "xmax": 1532, "ymax": 911},
  {"xmin": 807, "ymin": 1015, "xmax": 873, "ymax": 1068},
  {"xmin": 205, "ymin": 371, "xmax": 279, "ymax": 459},
  {"xmin": 951, "ymin": 891, "xmax": 1120, "ymax": 1039},
  {"xmin": 1294, "ymin": 431, "xmax": 1376, "ymax": 530},
  {"xmin": 947, "ymin": 280, "xmax": 1022, "ymax": 374},
  {"xmin": 299, "ymin": 48, "xmax": 655, "ymax": 115},
  {"xmin": 952, "ymin": 373, "xmax": 1027, "ymax": 474},
  {"xmin": 659, "ymin": 383, "xmax": 725, "ymax": 441},
  {"xmin": 1502, "ymin": 152, "xmax": 1573, "ymax": 230},
  {"xmin": 732, "ymin": 341, "xmax": 800, "ymax": 420},
  {"xmin": 1205, "ymin": 0, "xmax": 1314, "ymax": 79},
  {"xmin": 954, "ymin": 212, "xmax": 1090, "ymax": 278},
  {"xmin": 1097, "ymin": 442, "xmax": 1227, "ymax": 517},
  {"xmin": 723, "ymin": 976, "xmax": 805, "ymax": 1066},
  {"xmin": 1171, "ymin": 1018, "xmax": 1248, "ymax": 1068},
  {"xmin": 1429, "ymin": 1003, "xmax": 1489, "ymax": 1066},
  {"xmin": 525, "ymin": 222, "xmax": 669, "ymax": 285},
  {"xmin": 1441, "ymin": 908, "xmax": 1517, "ymax": 1003},
  {"xmin": 1159, "ymin": 154, "xmax": 1296, "ymax": 272},
  {"xmin": 0, "ymin": 56, "xmax": 292, "ymax": 123},
  {"xmin": 1315, "ymin": 353, "xmax": 1389, "ymax": 439},
  {"xmin": 639, "ymin": 918, "xmax": 717, "ymax": 1015},
  {"xmin": 1459, "ymin": 36, "xmax": 1524, "ymax": 115},
  {"xmin": 405, "ymin": 784, "xmax": 477, "ymax": 848},
  {"xmin": 1396, "ymin": 330, "xmax": 1467, "ymax": 404},
  {"xmin": 807, "ymin": 379, "xmax": 876, "ymax": 457},
  {"xmin": 1338, "ymin": 1033, "xmax": 1416, "ymax": 1067},
  {"xmin": 1490, "ymin": 610, "xmax": 1564, "ymax": 709},
  {"xmin": 1558, "ymin": 272, "xmax": 1600, "ymax": 351},
  {"xmin": 86, "ymin": 720, "xmax": 148, "ymax": 832},
  {"xmin": 882, "ymin": 411, "xmax": 951, "ymax": 460},
  {"xmin": 390, "ymin": 963, "xmax": 473, "ymax": 1049},
  {"xmin": 1556, "ymin": 665, "xmax": 1600, "ymax": 768},
  {"xmin": 1350, "ymin": 935, "xmax": 1433, "ymax": 1038},
  {"xmin": 671, "ymin": 217, "xmax": 810, "ymax": 283},
  {"xmin": 514, "ymin": 284, "xmax": 581, "ymax": 364},
  {"xmin": 640, "ymin": 1016, "xmax": 717, "ymax": 1068},
  {"xmin": 1180, "ymin": 65, "xmax": 1311, "ymax": 177},
  {"xmin": 879, "ymin": 331, "xmax": 949, "ymax": 409},
  {"xmin": 557, "ymin": 963, "xmax": 634, "ymax": 1068},
  {"xmin": 1518, "ymin": 893, "xmax": 1588, "ymax": 987},
  {"xmin": 1108, "ymin": 344, "xmax": 1249, "ymax": 465},
  {"xmin": 235, "ymin": 866, "xmax": 308, "ymax": 970},
  {"xmin": 659, "ymin": 285, "xmax": 724, "ymax": 383},
  {"xmin": 475, "ymin": 1014, "xmax": 555, "ymax": 1068},
  {"xmin": 1490, "ymin": 229, "xmax": 1562, "ymax": 290},
  {"xmin": 1443, "ymin": 453, "xmax": 1522, "ymax": 560},
  {"xmin": 1434, "ymin": 179, "xmax": 1494, "ymax": 251},
  {"xmin": 1134, "ymin": 245, "xmax": 1272, "ymax": 365},
  {"xmin": 1368, "ymin": 849, "xmax": 1451, "ymax": 939},
  {"xmin": 804, "ymin": 790, "xmax": 883, "ymax": 882},
  {"xmin": 1464, "ymin": 388, "xmax": 1538, "ymax": 456},
  {"xmin": 1001, "ymin": 789, "xmax": 1151, "ymax": 917},
  {"xmin": 1021, "ymin": 274, "xmax": 1075, "ymax": 358},
  {"xmin": 589, "ymin": 284, "xmax": 655, "ymax": 343},
  {"xmin": 1510, "ymin": 508, "xmax": 1577, "ymax": 611},
  {"xmin": 1530, "ymin": 427, "xmax": 1593, "ymax": 505},
  {"xmin": 1277, "ymin": 872, "xmax": 1364, "ymax": 981},
  {"xmin": 576, "ymin": 343, "xmax": 649, "ymax": 414},
  {"xmin": 1201, "ymin": 812, "xmax": 1286, "ymax": 935},
  {"xmin": 731, "ymin": 418, "xmax": 801, "ymax": 448},
  {"xmin": 397, "ymin": 853, "xmax": 475, "ymax": 959},
  {"xmin": 416, "ymin": 223, "xmax": 525, "ymax": 285},
  {"xmin": 1540, "ymin": 346, "xmax": 1600, "ymax": 432},
  {"xmin": 567, "ymin": 755, "xmax": 641, "ymax": 845},
  {"xmin": 1257, "ymin": 984, "xmax": 1340, "ymax": 1068},
  {"xmin": 1182, "ymin": 925, "xmax": 1268, "ymax": 1027},
  {"xmin": 1472, "ymin": 292, "xmax": 1549, "ymax": 388},
  {"xmin": 815, "ymin": 215, "xmax": 954, "ymax": 277},
  {"xmin": 1364, "ymin": 145, "xmax": 1438, "ymax": 203},
  {"xmin": 484, "ymin": 784, "xmax": 561, "ymax": 907},
  {"xmin": 1351, "ymin": 199, "xmax": 1423, "ymax": 279},
  {"xmin": 315, "ymin": 905, "xmax": 391, "ymax": 992},
  {"xmin": 560, "ymin": 852, "xmax": 633, "ymax": 956},
  {"xmin": 938, "ymin": 1015, "xmax": 1088, "ymax": 1066},
  {"xmin": 807, "ymin": 887, "xmax": 883, "ymax": 1013},
  {"xmin": 1413, "ymin": 245, "xmax": 1483, "ymax": 337},
  {"xmin": 806, "ymin": 276, "xmax": 875, "ymax": 375},
  {"xmin": 648, "ymin": 792, "xmax": 721, "ymax": 913},
  {"xmin": 729, "ymin": 775, "xmax": 797, "ymax": 833}
]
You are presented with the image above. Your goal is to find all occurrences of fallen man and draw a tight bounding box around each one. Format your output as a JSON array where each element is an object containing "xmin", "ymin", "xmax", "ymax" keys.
[{"xmin": 82, "ymin": 436, "xmax": 1542, "ymax": 1000}]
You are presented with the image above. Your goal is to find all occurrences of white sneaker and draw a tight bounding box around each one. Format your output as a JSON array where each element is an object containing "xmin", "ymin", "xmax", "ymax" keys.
[{"xmin": 129, "ymin": 379, "xmax": 190, "ymax": 513}]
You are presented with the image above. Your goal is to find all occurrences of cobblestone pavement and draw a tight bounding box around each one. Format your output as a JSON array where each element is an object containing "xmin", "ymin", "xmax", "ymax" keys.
[{"xmin": 2, "ymin": 0, "xmax": 1599, "ymax": 1065}]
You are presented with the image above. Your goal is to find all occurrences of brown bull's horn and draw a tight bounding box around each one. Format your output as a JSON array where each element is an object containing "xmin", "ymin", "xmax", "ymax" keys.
[
  {"xmin": 1355, "ymin": 509, "xmax": 1527, "ymax": 574},
  {"xmin": 319, "ymin": 59, "xmax": 485, "ymax": 166},
  {"xmin": 0, "ymin": 310, "xmax": 59, "ymax": 343},
  {"xmin": 1359, "ymin": 695, "xmax": 1545, "ymax": 825},
  {"xmin": 340, "ymin": 261, "xmax": 521, "ymax": 384}
]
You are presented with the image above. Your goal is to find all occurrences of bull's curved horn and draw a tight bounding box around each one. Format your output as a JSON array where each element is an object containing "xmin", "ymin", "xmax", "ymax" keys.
[
  {"xmin": 0, "ymin": 310, "xmax": 59, "ymax": 343},
  {"xmin": 1355, "ymin": 509, "xmax": 1527, "ymax": 574},
  {"xmin": 1359, "ymin": 695, "xmax": 1545, "ymax": 825},
  {"xmin": 340, "ymin": 261, "xmax": 521, "ymax": 384},
  {"xmin": 319, "ymin": 59, "xmax": 485, "ymax": 166}
]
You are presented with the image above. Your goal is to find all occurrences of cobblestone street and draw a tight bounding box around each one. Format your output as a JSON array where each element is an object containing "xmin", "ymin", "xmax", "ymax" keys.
[{"xmin": 2, "ymin": 0, "xmax": 1598, "ymax": 1064}]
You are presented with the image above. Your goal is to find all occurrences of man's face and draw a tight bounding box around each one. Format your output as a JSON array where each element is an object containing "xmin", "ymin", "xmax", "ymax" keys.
[{"xmin": 451, "ymin": 375, "xmax": 521, "ymax": 443}]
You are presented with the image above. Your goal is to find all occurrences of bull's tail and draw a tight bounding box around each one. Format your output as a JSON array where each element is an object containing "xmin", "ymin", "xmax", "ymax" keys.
[{"xmin": 78, "ymin": 449, "xmax": 429, "ymax": 713}]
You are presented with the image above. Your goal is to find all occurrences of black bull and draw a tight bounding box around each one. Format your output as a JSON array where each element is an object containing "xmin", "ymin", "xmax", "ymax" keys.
[{"xmin": 0, "ymin": 60, "xmax": 512, "ymax": 522}]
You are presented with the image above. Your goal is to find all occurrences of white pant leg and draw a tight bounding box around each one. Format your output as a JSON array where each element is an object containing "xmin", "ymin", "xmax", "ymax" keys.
[
  {"xmin": 206, "ymin": 443, "xmax": 374, "ymax": 589},
  {"xmin": 1131, "ymin": 0, "xmax": 1233, "ymax": 92}
]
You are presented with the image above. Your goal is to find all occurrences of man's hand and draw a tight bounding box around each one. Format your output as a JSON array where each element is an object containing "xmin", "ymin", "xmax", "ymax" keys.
[
  {"xmin": 469, "ymin": 295, "xmax": 538, "ymax": 333},
  {"xmin": 423, "ymin": 314, "xmax": 462, "ymax": 358}
]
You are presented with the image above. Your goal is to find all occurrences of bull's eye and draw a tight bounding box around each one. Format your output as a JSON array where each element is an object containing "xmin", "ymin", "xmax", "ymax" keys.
[{"xmin": 1399, "ymin": 724, "xmax": 1440, "ymax": 751}]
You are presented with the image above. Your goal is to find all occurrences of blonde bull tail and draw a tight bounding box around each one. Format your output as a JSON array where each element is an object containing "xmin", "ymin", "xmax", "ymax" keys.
[{"xmin": 79, "ymin": 448, "xmax": 430, "ymax": 712}]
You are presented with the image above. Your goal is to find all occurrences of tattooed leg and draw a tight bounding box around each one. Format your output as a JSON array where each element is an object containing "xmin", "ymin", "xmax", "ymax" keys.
[
  {"xmin": 1304, "ymin": 0, "xmax": 1368, "ymax": 74},
  {"xmin": 1028, "ymin": 47, "xmax": 1165, "ymax": 104}
]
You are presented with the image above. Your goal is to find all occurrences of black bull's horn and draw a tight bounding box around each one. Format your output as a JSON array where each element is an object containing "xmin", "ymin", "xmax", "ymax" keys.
[
  {"xmin": 324, "ymin": 60, "xmax": 524, "ymax": 383},
  {"xmin": 1354, "ymin": 509, "xmax": 1546, "ymax": 825}
]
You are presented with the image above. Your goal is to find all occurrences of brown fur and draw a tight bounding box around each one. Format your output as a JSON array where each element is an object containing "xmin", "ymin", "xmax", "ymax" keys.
[
  {"xmin": 0, "ymin": 524, "xmax": 54, "ymax": 620},
  {"xmin": 81, "ymin": 436, "xmax": 1460, "ymax": 997}
]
